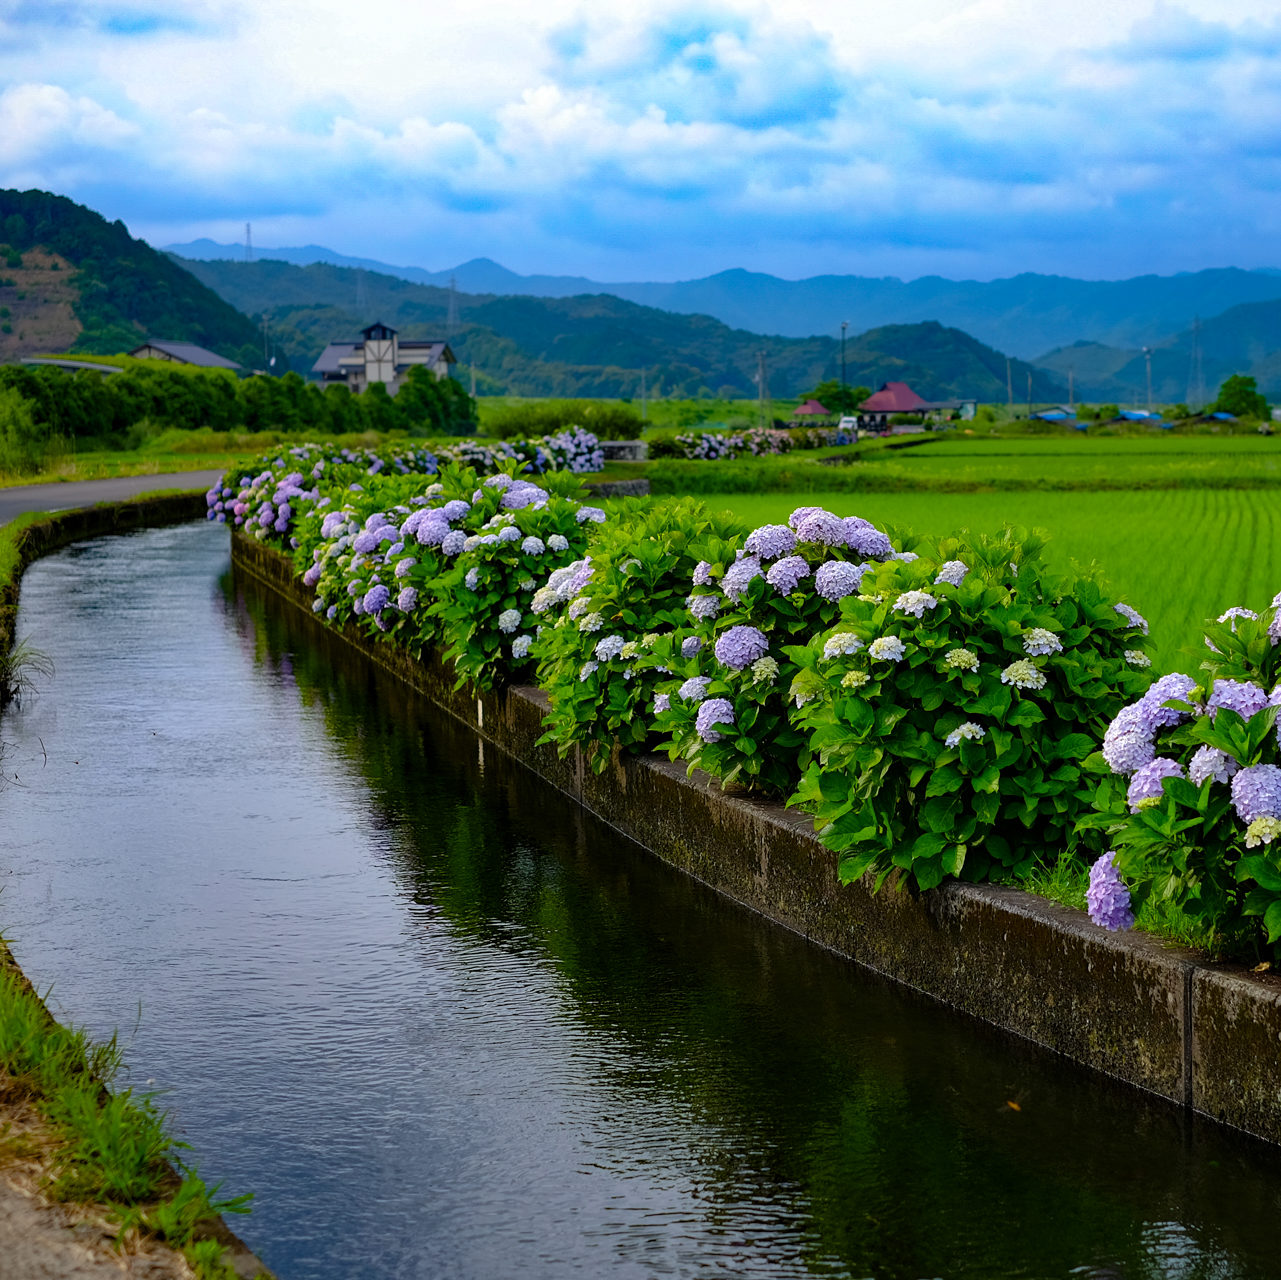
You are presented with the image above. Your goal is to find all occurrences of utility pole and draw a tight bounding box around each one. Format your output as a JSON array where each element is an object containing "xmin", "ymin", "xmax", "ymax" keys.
[
  {"xmin": 1143, "ymin": 347, "xmax": 1153, "ymax": 413},
  {"xmin": 244, "ymin": 222, "xmax": 252, "ymax": 264},
  {"xmin": 1026, "ymin": 371, "xmax": 1032, "ymax": 419},
  {"xmin": 470, "ymin": 366, "xmax": 476, "ymax": 398},
  {"xmin": 757, "ymin": 350, "xmax": 770, "ymax": 428},
  {"xmin": 840, "ymin": 320, "xmax": 848, "ymax": 408},
  {"xmin": 261, "ymin": 312, "xmax": 269, "ymax": 368},
  {"xmin": 447, "ymin": 275, "xmax": 459, "ymax": 342},
  {"xmin": 1068, "ymin": 368, "xmax": 1074, "ymax": 410},
  {"xmin": 640, "ymin": 367, "xmax": 648, "ymax": 421},
  {"xmin": 1188, "ymin": 316, "xmax": 1204, "ymax": 410},
  {"xmin": 1006, "ymin": 357, "xmax": 1013, "ymax": 408}
]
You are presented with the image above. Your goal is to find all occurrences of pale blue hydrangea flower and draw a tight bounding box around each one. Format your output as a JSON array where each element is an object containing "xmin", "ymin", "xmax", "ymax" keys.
[
  {"xmin": 945, "ymin": 722, "xmax": 985, "ymax": 748},
  {"xmin": 696, "ymin": 698, "xmax": 735, "ymax": 743},
  {"xmin": 845, "ymin": 520, "xmax": 895, "ymax": 559},
  {"xmin": 682, "ymin": 636, "xmax": 703, "ymax": 658},
  {"xmin": 579, "ymin": 661, "xmax": 599, "ymax": 681},
  {"xmin": 498, "ymin": 609, "xmax": 522, "ymax": 633},
  {"xmin": 511, "ymin": 634, "xmax": 533, "ymax": 660},
  {"xmin": 311, "ymin": 597, "xmax": 324, "ymax": 612},
  {"xmin": 688, "ymin": 594, "xmax": 721, "ymax": 620},
  {"xmin": 1188, "ymin": 746, "xmax": 1239, "ymax": 787},
  {"xmin": 568, "ymin": 597, "xmax": 591, "ymax": 620},
  {"xmin": 894, "ymin": 590, "xmax": 938, "ymax": 618},
  {"xmin": 519, "ymin": 577, "xmax": 536, "ymax": 592},
  {"xmin": 1000, "ymin": 659, "xmax": 1047, "ymax": 690},
  {"xmin": 548, "ymin": 534, "xmax": 570, "ymax": 552},
  {"xmin": 766, "ymin": 555, "xmax": 811, "ymax": 594},
  {"xmin": 715, "ymin": 625, "xmax": 770, "ymax": 671},
  {"xmin": 893, "ymin": 551, "xmax": 919, "ymax": 563},
  {"xmin": 1127, "ymin": 757, "xmax": 1183, "ymax": 812},
  {"xmin": 1087, "ymin": 852, "xmax": 1134, "ymax": 931},
  {"xmin": 595, "ymin": 634, "xmax": 626, "ymax": 661},
  {"xmin": 498, "ymin": 525, "xmax": 522, "ymax": 543},
  {"xmin": 1139, "ymin": 673, "xmax": 1199, "ymax": 728},
  {"xmin": 1218, "ymin": 607, "xmax": 1258, "ymax": 629},
  {"xmin": 795, "ymin": 511, "xmax": 848, "ymax": 546},
  {"xmin": 1022, "ymin": 628, "xmax": 1063, "ymax": 656},
  {"xmin": 576, "ymin": 506, "xmax": 607, "ymax": 524},
  {"xmin": 1231, "ymin": 764, "xmax": 1281, "ymax": 824},
  {"xmin": 745, "ymin": 524, "xmax": 797, "ymax": 560},
  {"xmin": 484, "ymin": 473, "xmax": 514, "ymax": 490},
  {"xmin": 1115, "ymin": 602, "xmax": 1149, "ymax": 634},
  {"xmin": 934, "ymin": 560, "xmax": 969, "ymax": 587},
  {"xmin": 441, "ymin": 530, "xmax": 467, "ymax": 555},
  {"xmin": 692, "ymin": 560, "xmax": 713, "ymax": 586},
  {"xmin": 465, "ymin": 568, "xmax": 481, "ymax": 591},
  {"xmin": 868, "ymin": 636, "xmax": 906, "ymax": 662},
  {"xmin": 814, "ymin": 560, "xmax": 864, "ymax": 601},
  {"xmin": 653, "ymin": 692, "xmax": 671, "ymax": 714},
  {"xmin": 678, "ymin": 676, "xmax": 711, "ymax": 703},
  {"xmin": 521, "ymin": 536, "xmax": 545, "ymax": 555},
  {"xmin": 823, "ymin": 633, "xmax": 864, "ymax": 660},
  {"xmin": 722, "ymin": 555, "xmax": 763, "ymax": 601}
]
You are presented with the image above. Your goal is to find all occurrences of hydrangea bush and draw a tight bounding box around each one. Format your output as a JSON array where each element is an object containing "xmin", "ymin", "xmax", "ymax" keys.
[
  {"xmin": 1079, "ymin": 593, "xmax": 1281, "ymax": 959},
  {"xmin": 533, "ymin": 499, "xmax": 747, "ymax": 771},
  {"xmin": 650, "ymin": 506, "xmax": 910, "ymax": 793},
  {"xmin": 430, "ymin": 472, "xmax": 606, "ymax": 690},
  {"xmin": 787, "ymin": 530, "xmax": 1153, "ymax": 891}
]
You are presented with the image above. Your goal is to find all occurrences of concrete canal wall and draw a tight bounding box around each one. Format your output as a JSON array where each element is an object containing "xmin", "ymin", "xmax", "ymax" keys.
[{"xmin": 231, "ymin": 529, "xmax": 1281, "ymax": 1150}]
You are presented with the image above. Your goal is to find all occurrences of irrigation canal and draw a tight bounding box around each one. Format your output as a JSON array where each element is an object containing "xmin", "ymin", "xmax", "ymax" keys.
[{"xmin": 2, "ymin": 520, "xmax": 1280, "ymax": 1279}]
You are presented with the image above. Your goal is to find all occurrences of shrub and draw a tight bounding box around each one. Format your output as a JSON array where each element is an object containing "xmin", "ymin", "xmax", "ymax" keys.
[
  {"xmin": 487, "ymin": 399, "xmax": 642, "ymax": 441},
  {"xmin": 1079, "ymin": 595, "xmax": 1281, "ymax": 960},
  {"xmin": 534, "ymin": 498, "xmax": 747, "ymax": 770},
  {"xmin": 788, "ymin": 530, "xmax": 1153, "ymax": 891}
]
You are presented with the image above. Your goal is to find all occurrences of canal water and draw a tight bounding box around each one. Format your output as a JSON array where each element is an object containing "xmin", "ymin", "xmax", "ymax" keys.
[{"xmin": 2, "ymin": 521, "xmax": 1280, "ymax": 1280}]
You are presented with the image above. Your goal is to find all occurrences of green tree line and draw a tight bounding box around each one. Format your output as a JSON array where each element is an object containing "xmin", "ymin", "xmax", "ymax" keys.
[{"xmin": 0, "ymin": 360, "xmax": 477, "ymax": 473}]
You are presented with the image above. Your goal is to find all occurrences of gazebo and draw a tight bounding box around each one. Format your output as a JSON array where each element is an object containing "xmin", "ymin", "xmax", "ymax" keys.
[{"xmin": 792, "ymin": 399, "xmax": 831, "ymax": 417}]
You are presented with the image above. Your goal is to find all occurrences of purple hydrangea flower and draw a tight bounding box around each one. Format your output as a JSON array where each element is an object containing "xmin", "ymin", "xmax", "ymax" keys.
[
  {"xmin": 721, "ymin": 555, "xmax": 763, "ymax": 602},
  {"xmin": 521, "ymin": 536, "xmax": 545, "ymax": 555},
  {"xmin": 795, "ymin": 511, "xmax": 848, "ymax": 546},
  {"xmin": 414, "ymin": 517, "xmax": 449, "ymax": 547},
  {"xmin": 1087, "ymin": 852, "xmax": 1134, "ymax": 931},
  {"xmin": 653, "ymin": 692, "xmax": 671, "ymax": 714},
  {"xmin": 503, "ymin": 483, "xmax": 548, "ymax": 510},
  {"xmin": 692, "ymin": 560, "xmax": 713, "ymax": 586},
  {"xmin": 302, "ymin": 565, "xmax": 322, "ymax": 587},
  {"xmin": 814, "ymin": 560, "xmax": 864, "ymax": 601},
  {"xmin": 714, "ymin": 625, "xmax": 769, "ymax": 671},
  {"xmin": 766, "ymin": 555, "xmax": 811, "ymax": 594},
  {"xmin": 695, "ymin": 697, "xmax": 736, "ymax": 743},
  {"xmin": 441, "ymin": 530, "xmax": 467, "ymax": 555},
  {"xmin": 678, "ymin": 676, "xmax": 711, "ymax": 703},
  {"xmin": 688, "ymin": 594, "xmax": 721, "ymax": 620},
  {"xmin": 326, "ymin": 604, "xmax": 338, "ymax": 620},
  {"xmin": 1207, "ymin": 679, "xmax": 1269, "ymax": 722},
  {"xmin": 352, "ymin": 530, "xmax": 380, "ymax": 554},
  {"xmin": 745, "ymin": 524, "xmax": 797, "ymax": 560},
  {"xmin": 441, "ymin": 499, "xmax": 470, "ymax": 521},
  {"xmin": 497, "ymin": 525, "xmax": 522, "ymax": 543},
  {"xmin": 396, "ymin": 587, "xmax": 418, "ymax": 611},
  {"xmin": 395, "ymin": 558, "xmax": 416, "ymax": 579},
  {"xmin": 465, "ymin": 568, "xmax": 480, "ymax": 591},
  {"xmin": 681, "ymin": 636, "xmax": 703, "ymax": 658},
  {"xmin": 1102, "ymin": 703, "xmax": 1156, "ymax": 776},
  {"xmin": 1231, "ymin": 764, "xmax": 1281, "ymax": 824},
  {"xmin": 576, "ymin": 506, "xmax": 607, "ymax": 524},
  {"xmin": 1127, "ymin": 757, "xmax": 1183, "ymax": 812},
  {"xmin": 845, "ymin": 521, "xmax": 895, "ymax": 559},
  {"xmin": 788, "ymin": 506, "xmax": 824, "ymax": 531},
  {"xmin": 363, "ymin": 584, "xmax": 390, "ymax": 614},
  {"xmin": 1115, "ymin": 602, "xmax": 1149, "ymax": 635},
  {"xmin": 1139, "ymin": 673, "xmax": 1199, "ymax": 728}
]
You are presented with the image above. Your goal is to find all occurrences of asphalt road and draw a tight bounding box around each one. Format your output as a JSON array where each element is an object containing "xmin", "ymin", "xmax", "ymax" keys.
[{"xmin": 0, "ymin": 470, "xmax": 222, "ymax": 527}]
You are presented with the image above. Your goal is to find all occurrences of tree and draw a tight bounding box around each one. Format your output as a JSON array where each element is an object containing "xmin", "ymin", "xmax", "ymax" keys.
[
  {"xmin": 809, "ymin": 379, "xmax": 870, "ymax": 415},
  {"xmin": 1213, "ymin": 374, "xmax": 1268, "ymax": 419}
]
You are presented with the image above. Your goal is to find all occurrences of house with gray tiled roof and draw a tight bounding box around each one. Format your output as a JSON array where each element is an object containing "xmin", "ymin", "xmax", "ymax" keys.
[{"xmin": 311, "ymin": 322, "xmax": 455, "ymax": 395}]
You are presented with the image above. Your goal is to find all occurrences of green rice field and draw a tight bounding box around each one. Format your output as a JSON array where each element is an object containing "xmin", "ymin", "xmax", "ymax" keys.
[{"xmin": 709, "ymin": 488, "xmax": 1281, "ymax": 675}]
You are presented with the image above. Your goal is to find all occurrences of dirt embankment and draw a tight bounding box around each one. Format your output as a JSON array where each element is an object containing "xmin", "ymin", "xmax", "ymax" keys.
[{"xmin": 0, "ymin": 250, "xmax": 82, "ymax": 362}]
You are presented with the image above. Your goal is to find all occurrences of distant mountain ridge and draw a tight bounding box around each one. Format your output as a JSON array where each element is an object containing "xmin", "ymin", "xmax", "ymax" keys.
[
  {"xmin": 166, "ymin": 238, "xmax": 1281, "ymax": 358},
  {"xmin": 173, "ymin": 255, "xmax": 1067, "ymax": 403}
]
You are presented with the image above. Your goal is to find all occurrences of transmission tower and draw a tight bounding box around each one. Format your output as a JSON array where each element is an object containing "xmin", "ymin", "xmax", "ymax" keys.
[
  {"xmin": 1187, "ymin": 315, "xmax": 1205, "ymax": 410},
  {"xmin": 447, "ymin": 275, "xmax": 459, "ymax": 341},
  {"xmin": 244, "ymin": 222, "xmax": 252, "ymax": 264}
]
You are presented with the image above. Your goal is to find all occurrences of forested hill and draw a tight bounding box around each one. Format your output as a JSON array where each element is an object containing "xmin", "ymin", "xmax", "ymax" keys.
[
  {"xmin": 176, "ymin": 256, "xmax": 1067, "ymax": 402},
  {"xmin": 0, "ymin": 189, "xmax": 262, "ymax": 368}
]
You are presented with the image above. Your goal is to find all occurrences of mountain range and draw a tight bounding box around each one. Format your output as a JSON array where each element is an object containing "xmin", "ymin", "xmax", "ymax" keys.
[
  {"xmin": 172, "ymin": 255, "xmax": 1067, "ymax": 403},
  {"xmin": 167, "ymin": 238, "xmax": 1281, "ymax": 362}
]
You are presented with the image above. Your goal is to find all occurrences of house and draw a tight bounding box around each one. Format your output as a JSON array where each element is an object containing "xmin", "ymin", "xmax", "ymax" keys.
[
  {"xmin": 858, "ymin": 381, "xmax": 976, "ymax": 427},
  {"xmin": 128, "ymin": 340, "xmax": 241, "ymax": 370},
  {"xmin": 311, "ymin": 322, "xmax": 456, "ymax": 395}
]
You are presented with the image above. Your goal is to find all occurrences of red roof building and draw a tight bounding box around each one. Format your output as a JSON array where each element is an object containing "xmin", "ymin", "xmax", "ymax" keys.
[{"xmin": 859, "ymin": 382, "xmax": 928, "ymax": 414}]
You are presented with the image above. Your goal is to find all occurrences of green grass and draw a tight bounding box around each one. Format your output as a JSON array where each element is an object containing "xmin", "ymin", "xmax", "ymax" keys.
[{"xmin": 0, "ymin": 956, "xmax": 255, "ymax": 1276}]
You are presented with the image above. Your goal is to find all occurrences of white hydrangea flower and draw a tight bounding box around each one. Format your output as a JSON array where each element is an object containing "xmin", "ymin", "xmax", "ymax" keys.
[
  {"xmin": 823, "ymin": 633, "xmax": 865, "ymax": 660},
  {"xmin": 497, "ymin": 608, "xmax": 522, "ymax": 633},
  {"xmin": 840, "ymin": 670, "xmax": 870, "ymax": 690},
  {"xmin": 894, "ymin": 590, "xmax": 939, "ymax": 619},
  {"xmin": 1245, "ymin": 816, "xmax": 1281, "ymax": 847},
  {"xmin": 568, "ymin": 597, "xmax": 591, "ymax": 620},
  {"xmin": 944, "ymin": 722, "xmax": 986, "ymax": 748},
  {"xmin": 944, "ymin": 648, "xmax": 979, "ymax": 671},
  {"xmin": 1000, "ymin": 659, "xmax": 1047, "ymax": 690},
  {"xmin": 868, "ymin": 636, "xmax": 906, "ymax": 662},
  {"xmin": 750, "ymin": 655, "xmax": 779, "ymax": 684},
  {"xmin": 1125, "ymin": 650, "xmax": 1151, "ymax": 667},
  {"xmin": 578, "ymin": 612, "xmax": 604, "ymax": 633},
  {"xmin": 511, "ymin": 634, "xmax": 533, "ymax": 659},
  {"xmin": 548, "ymin": 534, "xmax": 570, "ymax": 552},
  {"xmin": 1022, "ymin": 628, "xmax": 1063, "ymax": 657}
]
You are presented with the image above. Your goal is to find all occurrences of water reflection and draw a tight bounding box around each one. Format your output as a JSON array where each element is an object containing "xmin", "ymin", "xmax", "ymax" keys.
[{"xmin": 2, "ymin": 522, "xmax": 1280, "ymax": 1280}]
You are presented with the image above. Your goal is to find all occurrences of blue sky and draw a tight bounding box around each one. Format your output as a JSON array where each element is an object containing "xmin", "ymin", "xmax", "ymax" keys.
[{"xmin": 2, "ymin": 0, "xmax": 1280, "ymax": 281}]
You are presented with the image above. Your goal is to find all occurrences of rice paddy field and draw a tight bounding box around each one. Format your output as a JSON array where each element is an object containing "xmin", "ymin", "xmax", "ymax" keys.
[{"xmin": 708, "ymin": 487, "xmax": 1280, "ymax": 675}]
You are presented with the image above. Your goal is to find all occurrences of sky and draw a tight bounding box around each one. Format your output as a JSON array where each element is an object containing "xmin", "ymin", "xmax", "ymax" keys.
[{"xmin": 2, "ymin": 0, "xmax": 1281, "ymax": 282}]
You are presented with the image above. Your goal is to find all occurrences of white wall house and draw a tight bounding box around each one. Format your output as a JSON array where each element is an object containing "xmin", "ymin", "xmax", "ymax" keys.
[{"xmin": 311, "ymin": 322, "xmax": 455, "ymax": 395}]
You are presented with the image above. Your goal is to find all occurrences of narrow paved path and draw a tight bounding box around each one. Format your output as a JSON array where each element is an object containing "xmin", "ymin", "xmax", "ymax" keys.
[{"xmin": 0, "ymin": 471, "xmax": 222, "ymax": 527}]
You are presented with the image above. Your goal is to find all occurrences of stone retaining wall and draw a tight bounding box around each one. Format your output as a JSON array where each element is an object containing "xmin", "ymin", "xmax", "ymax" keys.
[{"xmin": 232, "ymin": 530, "xmax": 1281, "ymax": 1147}]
